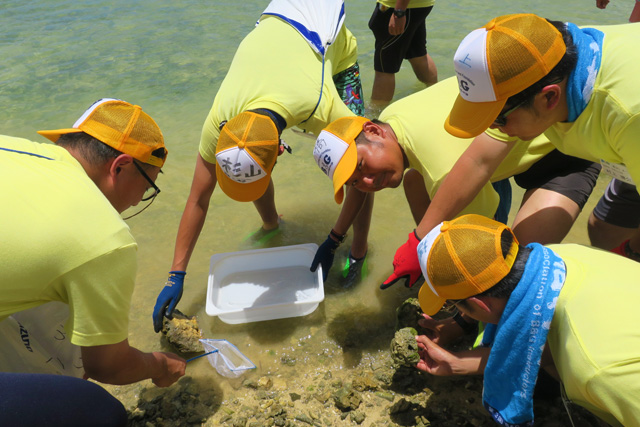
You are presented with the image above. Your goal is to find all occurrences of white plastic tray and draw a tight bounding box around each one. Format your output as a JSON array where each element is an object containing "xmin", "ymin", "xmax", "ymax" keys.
[{"xmin": 206, "ymin": 243, "xmax": 324, "ymax": 324}]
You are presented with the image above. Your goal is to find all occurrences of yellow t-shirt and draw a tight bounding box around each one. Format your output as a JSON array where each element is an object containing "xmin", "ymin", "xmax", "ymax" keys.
[
  {"xmin": 0, "ymin": 135, "xmax": 137, "ymax": 347},
  {"xmin": 199, "ymin": 15, "xmax": 358, "ymax": 164},
  {"xmin": 548, "ymin": 244, "xmax": 640, "ymax": 426},
  {"xmin": 544, "ymin": 23, "xmax": 640, "ymax": 187},
  {"xmin": 379, "ymin": 76, "xmax": 554, "ymax": 218}
]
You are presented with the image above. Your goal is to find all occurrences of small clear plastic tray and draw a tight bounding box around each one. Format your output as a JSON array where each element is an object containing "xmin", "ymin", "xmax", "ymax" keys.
[{"xmin": 206, "ymin": 243, "xmax": 324, "ymax": 324}]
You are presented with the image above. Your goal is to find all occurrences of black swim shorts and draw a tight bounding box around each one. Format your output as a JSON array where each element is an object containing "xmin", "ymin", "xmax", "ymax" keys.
[
  {"xmin": 513, "ymin": 149, "xmax": 601, "ymax": 210},
  {"xmin": 368, "ymin": 4, "xmax": 433, "ymax": 73}
]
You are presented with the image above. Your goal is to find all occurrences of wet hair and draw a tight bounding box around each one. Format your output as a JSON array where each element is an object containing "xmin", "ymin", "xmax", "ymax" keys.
[
  {"xmin": 57, "ymin": 132, "xmax": 121, "ymax": 166},
  {"xmin": 504, "ymin": 19, "xmax": 578, "ymax": 110}
]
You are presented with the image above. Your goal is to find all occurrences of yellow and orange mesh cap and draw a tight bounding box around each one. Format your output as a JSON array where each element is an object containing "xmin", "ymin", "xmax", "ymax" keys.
[
  {"xmin": 417, "ymin": 214, "xmax": 519, "ymax": 316},
  {"xmin": 38, "ymin": 98, "xmax": 167, "ymax": 167},
  {"xmin": 215, "ymin": 111, "xmax": 279, "ymax": 202},
  {"xmin": 445, "ymin": 14, "xmax": 566, "ymax": 138},
  {"xmin": 313, "ymin": 116, "xmax": 369, "ymax": 204}
]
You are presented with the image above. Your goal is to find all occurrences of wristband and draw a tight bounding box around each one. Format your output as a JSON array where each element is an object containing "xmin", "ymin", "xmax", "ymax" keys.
[
  {"xmin": 330, "ymin": 229, "xmax": 346, "ymax": 243},
  {"xmin": 393, "ymin": 8, "xmax": 407, "ymax": 18},
  {"xmin": 453, "ymin": 311, "xmax": 478, "ymax": 335}
]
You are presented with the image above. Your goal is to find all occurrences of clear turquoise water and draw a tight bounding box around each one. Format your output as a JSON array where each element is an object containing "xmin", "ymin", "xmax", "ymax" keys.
[{"xmin": 1, "ymin": 0, "xmax": 628, "ymax": 402}]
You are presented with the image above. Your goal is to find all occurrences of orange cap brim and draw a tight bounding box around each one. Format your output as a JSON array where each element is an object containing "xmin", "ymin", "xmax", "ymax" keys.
[
  {"xmin": 37, "ymin": 128, "xmax": 83, "ymax": 143},
  {"xmin": 444, "ymin": 95, "xmax": 506, "ymax": 139},
  {"xmin": 216, "ymin": 163, "xmax": 271, "ymax": 202},
  {"xmin": 418, "ymin": 282, "xmax": 447, "ymax": 316},
  {"xmin": 331, "ymin": 141, "xmax": 358, "ymax": 204}
]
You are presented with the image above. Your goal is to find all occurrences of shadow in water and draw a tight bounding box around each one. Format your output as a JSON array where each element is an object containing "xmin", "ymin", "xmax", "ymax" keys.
[
  {"xmin": 127, "ymin": 375, "xmax": 223, "ymax": 427},
  {"xmin": 326, "ymin": 305, "xmax": 397, "ymax": 367}
]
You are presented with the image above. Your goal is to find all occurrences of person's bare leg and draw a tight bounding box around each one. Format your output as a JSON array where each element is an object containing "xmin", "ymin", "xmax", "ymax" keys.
[
  {"xmin": 511, "ymin": 188, "xmax": 580, "ymax": 245},
  {"xmin": 587, "ymin": 211, "xmax": 637, "ymax": 250},
  {"xmin": 350, "ymin": 191, "xmax": 374, "ymax": 259},
  {"xmin": 403, "ymin": 169, "xmax": 431, "ymax": 225},
  {"xmin": 252, "ymin": 179, "xmax": 280, "ymax": 230},
  {"xmin": 371, "ymin": 71, "xmax": 396, "ymax": 110},
  {"xmin": 408, "ymin": 54, "xmax": 438, "ymax": 87}
]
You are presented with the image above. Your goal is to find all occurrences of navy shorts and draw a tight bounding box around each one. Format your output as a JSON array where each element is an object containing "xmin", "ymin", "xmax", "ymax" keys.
[
  {"xmin": 592, "ymin": 178, "xmax": 640, "ymax": 228},
  {"xmin": 513, "ymin": 149, "xmax": 601, "ymax": 210},
  {"xmin": 368, "ymin": 4, "xmax": 433, "ymax": 73}
]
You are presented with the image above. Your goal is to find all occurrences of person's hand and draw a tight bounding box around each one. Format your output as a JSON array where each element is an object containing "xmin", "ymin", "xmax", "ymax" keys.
[
  {"xmin": 388, "ymin": 14, "xmax": 406, "ymax": 35},
  {"xmin": 151, "ymin": 352, "xmax": 186, "ymax": 388},
  {"xmin": 380, "ymin": 231, "xmax": 422, "ymax": 289},
  {"xmin": 596, "ymin": 0, "xmax": 610, "ymax": 9},
  {"xmin": 310, "ymin": 234, "xmax": 342, "ymax": 281},
  {"xmin": 418, "ymin": 314, "xmax": 466, "ymax": 347},
  {"xmin": 415, "ymin": 335, "xmax": 457, "ymax": 376},
  {"xmin": 152, "ymin": 271, "xmax": 185, "ymax": 333}
]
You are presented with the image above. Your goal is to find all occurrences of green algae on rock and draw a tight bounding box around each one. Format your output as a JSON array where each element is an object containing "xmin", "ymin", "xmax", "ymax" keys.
[
  {"xmin": 161, "ymin": 309, "xmax": 204, "ymax": 354},
  {"xmin": 395, "ymin": 297, "xmax": 425, "ymax": 333},
  {"xmin": 390, "ymin": 327, "xmax": 420, "ymax": 367}
]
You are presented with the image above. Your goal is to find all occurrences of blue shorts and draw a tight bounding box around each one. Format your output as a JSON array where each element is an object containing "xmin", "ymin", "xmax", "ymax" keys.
[{"xmin": 0, "ymin": 373, "xmax": 127, "ymax": 426}]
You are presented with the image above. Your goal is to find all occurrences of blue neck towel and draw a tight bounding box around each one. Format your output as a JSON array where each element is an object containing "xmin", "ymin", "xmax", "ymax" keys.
[
  {"xmin": 565, "ymin": 23, "xmax": 604, "ymax": 122},
  {"xmin": 481, "ymin": 244, "xmax": 566, "ymax": 426}
]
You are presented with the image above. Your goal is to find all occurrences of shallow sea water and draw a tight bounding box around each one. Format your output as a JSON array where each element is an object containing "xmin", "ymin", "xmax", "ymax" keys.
[{"xmin": 1, "ymin": 0, "xmax": 629, "ymax": 421}]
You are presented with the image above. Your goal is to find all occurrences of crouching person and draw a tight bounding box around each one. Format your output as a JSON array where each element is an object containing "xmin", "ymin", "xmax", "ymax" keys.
[
  {"xmin": 414, "ymin": 214, "xmax": 640, "ymax": 426},
  {"xmin": 0, "ymin": 99, "xmax": 186, "ymax": 387}
]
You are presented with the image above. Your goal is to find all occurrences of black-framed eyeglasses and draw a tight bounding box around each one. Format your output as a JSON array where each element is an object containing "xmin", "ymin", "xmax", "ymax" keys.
[
  {"xmin": 133, "ymin": 160, "xmax": 161, "ymax": 201},
  {"xmin": 492, "ymin": 99, "xmax": 526, "ymax": 128},
  {"xmin": 123, "ymin": 161, "xmax": 161, "ymax": 220}
]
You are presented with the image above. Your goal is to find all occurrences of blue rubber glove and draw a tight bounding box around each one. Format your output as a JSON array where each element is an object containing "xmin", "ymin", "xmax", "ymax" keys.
[
  {"xmin": 380, "ymin": 231, "xmax": 422, "ymax": 290},
  {"xmin": 152, "ymin": 271, "xmax": 185, "ymax": 333},
  {"xmin": 310, "ymin": 235, "xmax": 342, "ymax": 281}
]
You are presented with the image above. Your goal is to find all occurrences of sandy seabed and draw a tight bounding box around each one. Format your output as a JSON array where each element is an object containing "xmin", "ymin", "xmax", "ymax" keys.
[{"xmin": 104, "ymin": 303, "xmax": 608, "ymax": 427}]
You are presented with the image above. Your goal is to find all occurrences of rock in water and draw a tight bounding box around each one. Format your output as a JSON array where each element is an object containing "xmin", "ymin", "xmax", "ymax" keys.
[
  {"xmin": 395, "ymin": 298, "xmax": 423, "ymax": 331},
  {"xmin": 161, "ymin": 309, "xmax": 204, "ymax": 353},
  {"xmin": 390, "ymin": 327, "xmax": 420, "ymax": 367}
]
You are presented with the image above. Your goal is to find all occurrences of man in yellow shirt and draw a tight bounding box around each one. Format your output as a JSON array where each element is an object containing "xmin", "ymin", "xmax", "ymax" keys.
[
  {"xmin": 0, "ymin": 99, "xmax": 186, "ymax": 425},
  {"xmin": 383, "ymin": 14, "xmax": 640, "ymax": 284},
  {"xmin": 153, "ymin": 0, "xmax": 365, "ymax": 331},
  {"xmin": 414, "ymin": 214, "xmax": 640, "ymax": 426},
  {"xmin": 311, "ymin": 77, "xmax": 599, "ymax": 293},
  {"xmin": 0, "ymin": 99, "xmax": 185, "ymax": 386}
]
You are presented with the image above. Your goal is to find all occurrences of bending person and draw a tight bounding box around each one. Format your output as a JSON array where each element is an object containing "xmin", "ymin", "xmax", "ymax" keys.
[
  {"xmin": 152, "ymin": 0, "xmax": 366, "ymax": 332},
  {"xmin": 0, "ymin": 99, "xmax": 185, "ymax": 387},
  {"xmin": 414, "ymin": 214, "xmax": 640, "ymax": 426},
  {"xmin": 385, "ymin": 13, "xmax": 640, "ymax": 282},
  {"xmin": 311, "ymin": 77, "xmax": 599, "ymax": 294}
]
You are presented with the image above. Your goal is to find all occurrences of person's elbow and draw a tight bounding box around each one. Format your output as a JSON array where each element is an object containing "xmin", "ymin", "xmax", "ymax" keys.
[{"xmin": 81, "ymin": 340, "xmax": 139, "ymax": 385}]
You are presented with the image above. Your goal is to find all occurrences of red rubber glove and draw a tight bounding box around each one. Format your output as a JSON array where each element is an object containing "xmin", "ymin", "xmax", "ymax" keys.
[{"xmin": 380, "ymin": 230, "xmax": 422, "ymax": 289}]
